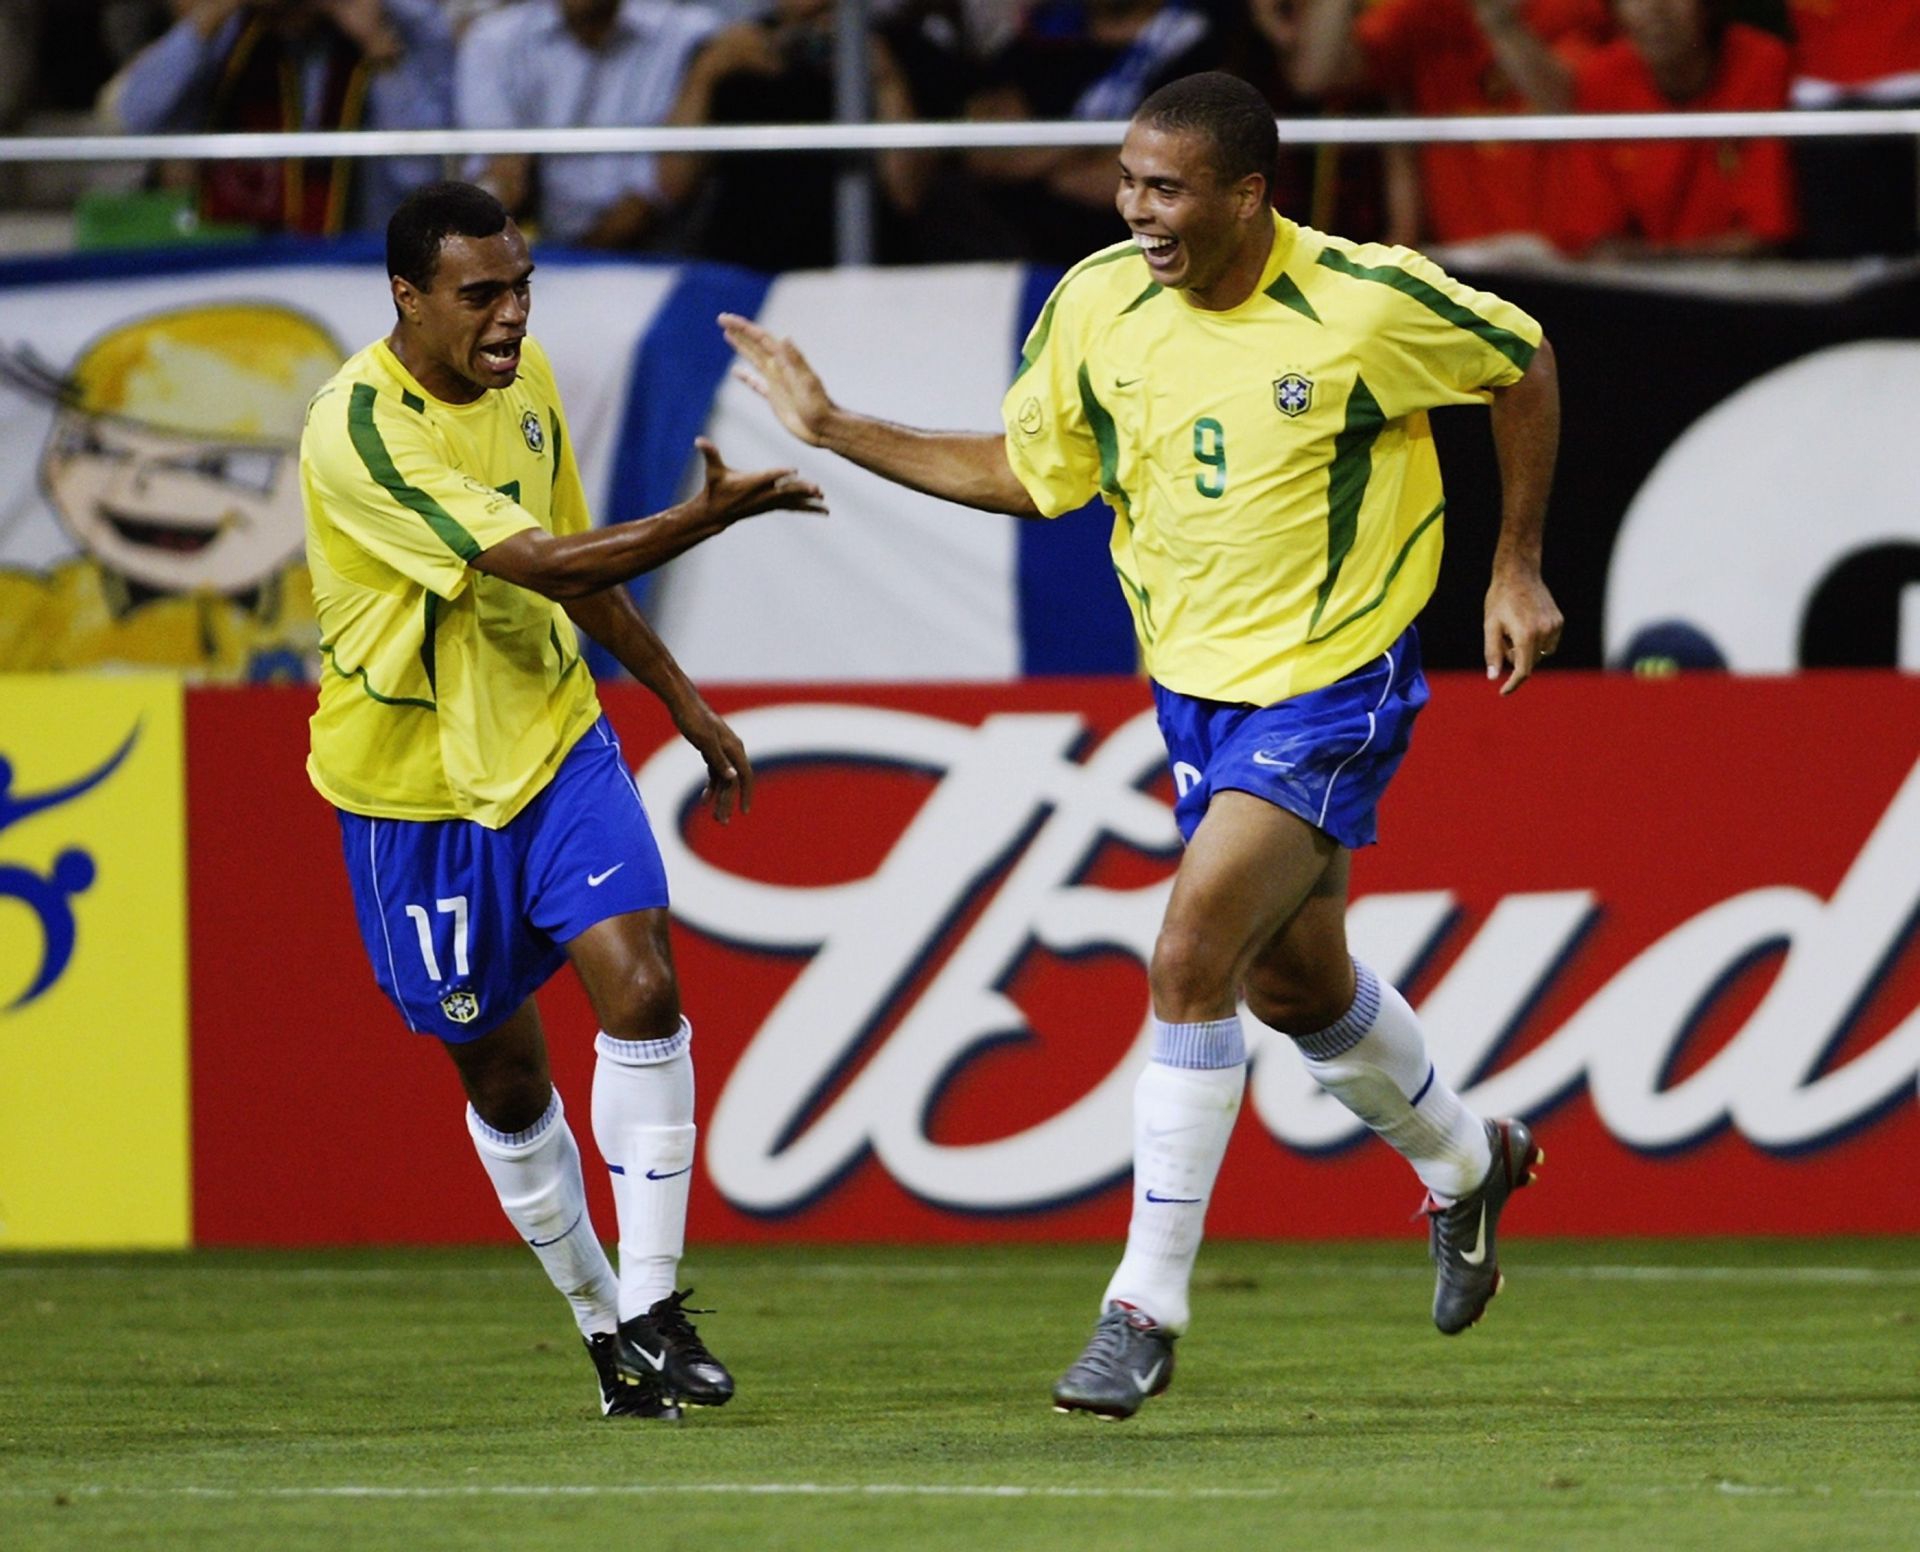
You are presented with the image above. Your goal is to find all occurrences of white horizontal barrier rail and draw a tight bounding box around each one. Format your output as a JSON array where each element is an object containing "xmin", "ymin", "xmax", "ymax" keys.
[{"xmin": 1, "ymin": 108, "xmax": 1918, "ymax": 163}]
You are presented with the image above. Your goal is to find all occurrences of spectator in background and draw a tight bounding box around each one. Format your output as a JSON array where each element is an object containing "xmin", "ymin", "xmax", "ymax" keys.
[
  {"xmin": 961, "ymin": 0, "xmax": 1225, "ymax": 263},
  {"xmin": 456, "ymin": 0, "xmax": 718, "ymax": 249},
  {"xmin": 663, "ymin": 0, "xmax": 958, "ymax": 271},
  {"xmin": 1548, "ymin": 0, "xmax": 1796, "ymax": 256},
  {"xmin": 104, "ymin": 0, "xmax": 452, "ymax": 235},
  {"xmin": 1787, "ymin": 0, "xmax": 1920, "ymax": 256},
  {"xmin": 1292, "ymin": 0, "xmax": 1614, "ymax": 251},
  {"xmin": 1220, "ymin": 0, "xmax": 1404, "ymax": 243}
]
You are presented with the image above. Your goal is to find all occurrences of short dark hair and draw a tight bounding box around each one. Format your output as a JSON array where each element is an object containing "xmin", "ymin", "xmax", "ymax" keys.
[
  {"xmin": 1135, "ymin": 72, "xmax": 1279, "ymax": 198},
  {"xmin": 386, "ymin": 181, "xmax": 510, "ymax": 291}
]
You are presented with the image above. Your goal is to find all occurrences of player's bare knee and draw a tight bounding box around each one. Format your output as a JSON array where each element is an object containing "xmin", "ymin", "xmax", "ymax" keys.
[
  {"xmin": 1149, "ymin": 921, "xmax": 1238, "ymax": 1020},
  {"xmin": 596, "ymin": 969, "xmax": 681, "ymax": 1044}
]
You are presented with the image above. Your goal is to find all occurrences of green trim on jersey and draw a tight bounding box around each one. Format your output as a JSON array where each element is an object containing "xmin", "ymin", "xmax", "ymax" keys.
[
  {"xmin": 547, "ymin": 621, "xmax": 581, "ymax": 680},
  {"xmin": 1264, "ymin": 272, "xmax": 1322, "ymax": 324},
  {"xmin": 1315, "ymin": 249, "xmax": 1537, "ymax": 373},
  {"xmin": 319, "ymin": 641, "xmax": 436, "ymax": 710},
  {"xmin": 1308, "ymin": 498, "xmax": 1446, "ymax": 646},
  {"xmin": 1115, "ymin": 563, "xmax": 1155, "ymax": 645},
  {"xmin": 346, "ymin": 383, "xmax": 483, "ymax": 561},
  {"xmin": 400, "ymin": 390, "xmax": 425, "ymax": 414},
  {"xmin": 1013, "ymin": 244, "xmax": 1138, "ymax": 382},
  {"xmin": 419, "ymin": 593, "xmax": 439, "ymax": 695},
  {"xmin": 1120, "ymin": 281, "xmax": 1164, "ymax": 316},
  {"xmin": 1076, "ymin": 362, "xmax": 1121, "ymax": 495},
  {"xmin": 1312, "ymin": 375, "xmax": 1387, "ymax": 633},
  {"xmin": 548, "ymin": 407, "xmax": 563, "ymax": 492}
]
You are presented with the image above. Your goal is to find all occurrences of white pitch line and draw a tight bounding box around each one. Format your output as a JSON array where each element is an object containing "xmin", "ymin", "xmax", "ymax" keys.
[
  {"xmin": 1509, "ymin": 1265, "xmax": 1920, "ymax": 1286},
  {"xmin": 9, "ymin": 1481, "xmax": 1920, "ymax": 1504},
  {"xmin": 793, "ymin": 1261, "xmax": 1920, "ymax": 1287},
  {"xmin": 12, "ymin": 1483, "xmax": 1293, "ymax": 1503},
  {"xmin": 0, "ymin": 1262, "xmax": 1915, "ymax": 1287}
]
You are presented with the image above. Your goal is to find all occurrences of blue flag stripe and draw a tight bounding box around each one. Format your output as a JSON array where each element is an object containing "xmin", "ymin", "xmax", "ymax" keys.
[
  {"xmin": 591, "ymin": 262, "xmax": 774, "ymax": 678},
  {"xmin": 1012, "ymin": 265, "xmax": 1136, "ymax": 676}
]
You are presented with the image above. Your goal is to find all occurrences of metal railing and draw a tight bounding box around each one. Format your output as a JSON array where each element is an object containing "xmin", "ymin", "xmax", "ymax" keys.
[
  {"xmin": 3, "ymin": 108, "xmax": 1919, "ymax": 162},
  {"xmin": 3, "ymin": 107, "xmax": 1916, "ymax": 262}
]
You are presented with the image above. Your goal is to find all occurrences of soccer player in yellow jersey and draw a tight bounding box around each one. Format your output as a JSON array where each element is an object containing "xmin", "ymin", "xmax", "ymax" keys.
[
  {"xmin": 723, "ymin": 72, "xmax": 1563, "ymax": 1418},
  {"xmin": 301, "ymin": 182, "xmax": 825, "ymax": 1420}
]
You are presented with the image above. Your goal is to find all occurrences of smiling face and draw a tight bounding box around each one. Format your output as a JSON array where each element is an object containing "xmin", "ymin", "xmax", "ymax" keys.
[
  {"xmin": 1116, "ymin": 121, "xmax": 1271, "ymax": 310},
  {"xmin": 43, "ymin": 411, "xmax": 304, "ymax": 594},
  {"xmin": 388, "ymin": 223, "xmax": 534, "ymax": 404}
]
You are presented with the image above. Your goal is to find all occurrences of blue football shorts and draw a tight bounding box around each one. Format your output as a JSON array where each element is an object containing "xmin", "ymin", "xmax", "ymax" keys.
[
  {"xmin": 337, "ymin": 716, "xmax": 670, "ymax": 1043},
  {"xmin": 1153, "ymin": 626, "xmax": 1429, "ymax": 851}
]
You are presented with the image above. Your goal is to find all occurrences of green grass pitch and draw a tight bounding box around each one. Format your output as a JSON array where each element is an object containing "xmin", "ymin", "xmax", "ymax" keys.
[{"xmin": 3, "ymin": 1239, "xmax": 1918, "ymax": 1551}]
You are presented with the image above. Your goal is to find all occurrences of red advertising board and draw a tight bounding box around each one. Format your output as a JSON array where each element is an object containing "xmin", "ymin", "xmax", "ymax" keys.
[{"xmin": 187, "ymin": 674, "xmax": 1920, "ymax": 1245}]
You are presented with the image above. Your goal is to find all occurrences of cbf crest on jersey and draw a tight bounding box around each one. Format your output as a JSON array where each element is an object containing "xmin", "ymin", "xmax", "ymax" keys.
[
  {"xmin": 441, "ymin": 987, "xmax": 480, "ymax": 1024},
  {"xmin": 1274, "ymin": 373, "xmax": 1313, "ymax": 418},
  {"xmin": 520, "ymin": 409, "xmax": 545, "ymax": 454}
]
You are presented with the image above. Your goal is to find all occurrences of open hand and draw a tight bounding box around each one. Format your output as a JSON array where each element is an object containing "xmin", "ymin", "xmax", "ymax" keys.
[
  {"xmin": 695, "ymin": 437, "xmax": 827, "ymax": 524},
  {"xmin": 719, "ymin": 312, "xmax": 837, "ymax": 447}
]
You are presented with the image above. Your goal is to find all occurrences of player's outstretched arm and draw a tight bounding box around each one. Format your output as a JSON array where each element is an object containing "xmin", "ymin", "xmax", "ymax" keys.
[
  {"xmin": 564, "ymin": 586, "xmax": 753, "ymax": 823},
  {"xmin": 1483, "ymin": 335, "xmax": 1564, "ymax": 696},
  {"xmin": 471, "ymin": 438, "xmax": 826, "ymax": 600},
  {"xmin": 719, "ymin": 312, "xmax": 1042, "ymax": 517}
]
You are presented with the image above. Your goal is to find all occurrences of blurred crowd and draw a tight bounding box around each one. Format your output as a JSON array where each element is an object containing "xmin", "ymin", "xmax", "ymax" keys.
[{"xmin": 1, "ymin": 0, "xmax": 1917, "ymax": 265}]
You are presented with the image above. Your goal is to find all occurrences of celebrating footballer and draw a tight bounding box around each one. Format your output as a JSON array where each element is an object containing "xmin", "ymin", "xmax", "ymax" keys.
[
  {"xmin": 723, "ymin": 70, "xmax": 1564, "ymax": 1419},
  {"xmin": 300, "ymin": 180, "xmax": 824, "ymax": 1420}
]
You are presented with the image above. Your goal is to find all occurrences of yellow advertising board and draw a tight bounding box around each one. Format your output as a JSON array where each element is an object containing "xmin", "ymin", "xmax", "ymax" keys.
[{"xmin": 0, "ymin": 675, "xmax": 188, "ymax": 1247}]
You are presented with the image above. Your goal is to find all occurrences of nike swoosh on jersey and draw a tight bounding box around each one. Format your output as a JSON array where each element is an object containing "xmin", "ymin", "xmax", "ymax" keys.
[
  {"xmin": 1115, "ymin": 376, "xmax": 1143, "ymax": 388},
  {"xmin": 645, "ymin": 1165, "xmax": 693, "ymax": 1181},
  {"xmin": 1144, "ymin": 1190, "xmax": 1203, "ymax": 1204},
  {"xmin": 1249, "ymin": 750, "xmax": 1295, "ymax": 769},
  {"xmin": 1459, "ymin": 1204, "xmax": 1490, "ymax": 1265},
  {"xmin": 587, "ymin": 864, "xmax": 625, "ymax": 887}
]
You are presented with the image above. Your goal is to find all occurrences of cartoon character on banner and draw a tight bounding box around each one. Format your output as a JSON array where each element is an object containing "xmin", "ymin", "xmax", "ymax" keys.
[{"xmin": 0, "ymin": 303, "xmax": 344, "ymax": 681}]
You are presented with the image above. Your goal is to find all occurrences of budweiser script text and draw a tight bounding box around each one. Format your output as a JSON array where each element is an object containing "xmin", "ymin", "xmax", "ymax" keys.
[{"xmin": 638, "ymin": 705, "xmax": 1920, "ymax": 1215}]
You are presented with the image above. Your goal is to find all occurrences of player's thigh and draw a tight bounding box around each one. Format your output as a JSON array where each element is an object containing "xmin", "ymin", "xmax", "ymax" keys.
[
  {"xmin": 564, "ymin": 906, "xmax": 681, "ymax": 1041},
  {"xmin": 1154, "ymin": 790, "xmax": 1341, "ymax": 1004},
  {"xmin": 523, "ymin": 719, "xmax": 678, "ymax": 1038}
]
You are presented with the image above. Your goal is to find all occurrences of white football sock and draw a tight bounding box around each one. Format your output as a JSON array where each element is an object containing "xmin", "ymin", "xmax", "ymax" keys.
[
  {"xmin": 1101, "ymin": 1016, "xmax": 1247, "ymax": 1336},
  {"xmin": 592, "ymin": 1019, "xmax": 696, "ymax": 1321},
  {"xmin": 466, "ymin": 1088, "xmax": 618, "ymax": 1338},
  {"xmin": 1292, "ymin": 961, "xmax": 1491, "ymax": 1200}
]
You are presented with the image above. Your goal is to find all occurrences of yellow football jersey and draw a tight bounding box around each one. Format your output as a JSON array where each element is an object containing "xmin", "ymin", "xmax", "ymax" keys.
[
  {"xmin": 1003, "ymin": 212, "xmax": 1542, "ymax": 705},
  {"xmin": 300, "ymin": 335, "xmax": 602, "ymax": 827}
]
